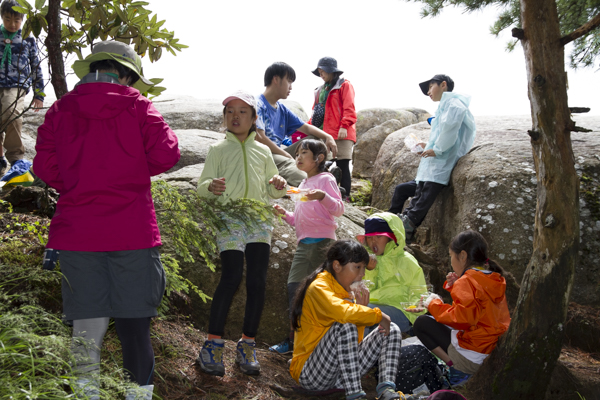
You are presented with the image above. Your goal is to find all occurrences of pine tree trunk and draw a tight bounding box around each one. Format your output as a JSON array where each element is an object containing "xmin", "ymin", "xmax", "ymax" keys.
[
  {"xmin": 466, "ymin": 0, "xmax": 579, "ymax": 398},
  {"xmin": 44, "ymin": 0, "xmax": 68, "ymax": 99}
]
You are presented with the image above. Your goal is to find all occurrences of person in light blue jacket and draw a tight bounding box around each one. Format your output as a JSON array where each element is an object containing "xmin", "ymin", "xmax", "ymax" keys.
[{"xmin": 389, "ymin": 74, "xmax": 476, "ymax": 243}]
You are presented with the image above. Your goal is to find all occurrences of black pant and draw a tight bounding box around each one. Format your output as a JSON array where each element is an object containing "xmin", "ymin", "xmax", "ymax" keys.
[
  {"xmin": 115, "ymin": 317, "xmax": 155, "ymax": 386},
  {"xmin": 413, "ymin": 315, "xmax": 451, "ymax": 353},
  {"xmin": 388, "ymin": 180, "xmax": 446, "ymax": 227},
  {"xmin": 208, "ymin": 243, "xmax": 270, "ymax": 338},
  {"xmin": 336, "ymin": 159, "xmax": 351, "ymax": 197}
]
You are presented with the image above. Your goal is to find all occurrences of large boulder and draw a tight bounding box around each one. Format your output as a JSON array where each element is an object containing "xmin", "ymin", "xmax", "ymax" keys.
[
  {"xmin": 371, "ymin": 115, "xmax": 600, "ymax": 305},
  {"xmin": 169, "ymin": 129, "xmax": 223, "ymax": 172},
  {"xmin": 281, "ymin": 100, "xmax": 309, "ymax": 122},
  {"xmin": 152, "ymin": 96, "xmax": 224, "ymax": 131},
  {"xmin": 353, "ymin": 115, "xmax": 417, "ymax": 179},
  {"xmin": 355, "ymin": 108, "xmax": 431, "ymax": 137},
  {"xmin": 178, "ymin": 197, "xmax": 370, "ymax": 343}
]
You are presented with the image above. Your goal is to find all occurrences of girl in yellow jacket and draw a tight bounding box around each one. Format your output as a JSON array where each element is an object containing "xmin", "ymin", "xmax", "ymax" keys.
[
  {"xmin": 196, "ymin": 90, "xmax": 287, "ymax": 377},
  {"xmin": 290, "ymin": 240, "xmax": 403, "ymax": 400}
]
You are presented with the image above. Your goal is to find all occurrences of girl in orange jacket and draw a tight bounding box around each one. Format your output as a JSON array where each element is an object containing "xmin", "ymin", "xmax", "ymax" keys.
[
  {"xmin": 290, "ymin": 240, "xmax": 402, "ymax": 400},
  {"xmin": 412, "ymin": 230, "xmax": 511, "ymax": 376},
  {"xmin": 309, "ymin": 57, "xmax": 357, "ymax": 199}
]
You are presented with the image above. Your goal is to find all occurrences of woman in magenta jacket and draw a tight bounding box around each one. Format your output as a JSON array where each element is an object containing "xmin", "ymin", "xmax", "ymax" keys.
[
  {"xmin": 309, "ymin": 57, "xmax": 356, "ymax": 199},
  {"xmin": 33, "ymin": 41, "xmax": 179, "ymax": 400}
]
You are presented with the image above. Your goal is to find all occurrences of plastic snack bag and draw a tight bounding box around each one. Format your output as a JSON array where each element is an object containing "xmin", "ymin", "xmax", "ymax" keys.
[
  {"xmin": 286, "ymin": 187, "xmax": 314, "ymax": 202},
  {"xmin": 404, "ymin": 133, "xmax": 424, "ymax": 153}
]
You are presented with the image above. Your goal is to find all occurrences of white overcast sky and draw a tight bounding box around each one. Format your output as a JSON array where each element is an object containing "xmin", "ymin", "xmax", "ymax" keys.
[{"xmin": 59, "ymin": 0, "xmax": 599, "ymax": 117}]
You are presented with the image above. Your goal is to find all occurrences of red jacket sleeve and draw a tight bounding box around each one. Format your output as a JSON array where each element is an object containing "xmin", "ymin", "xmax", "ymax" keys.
[
  {"xmin": 340, "ymin": 82, "xmax": 357, "ymax": 129},
  {"xmin": 33, "ymin": 104, "xmax": 64, "ymax": 192},
  {"xmin": 138, "ymin": 100, "xmax": 180, "ymax": 176}
]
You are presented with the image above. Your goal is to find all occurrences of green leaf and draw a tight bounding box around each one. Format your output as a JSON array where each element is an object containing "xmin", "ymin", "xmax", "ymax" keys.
[
  {"xmin": 35, "ymin": 0, "xmax": 45, "ymax": 10},
  {"xmin": 14, "ymin": 0, "xmax": 32, "ymax": 11},
  {"xmin": 11, "ymin": 6, "xmax": 30, "ymax": 13}
]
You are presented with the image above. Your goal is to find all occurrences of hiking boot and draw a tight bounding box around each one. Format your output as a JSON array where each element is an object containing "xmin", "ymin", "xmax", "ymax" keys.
[
  {"xmin": 236, "ymin": 339, "xmax": 260, "ymax": 375},
  {"xmin": 197, "ymin": 339, "xmax": 225, "ymax": 376},
  {"xmin": 398, "ymin": 213, "xmax": 416, "ymax": 244},
  {"xmin": 0, "ymin": 157, "xmax": 7, "ymax": 176},
  {"xmin": 268, "ymin": 337, "xmax": 293, "ymax": 355},
  {"xmin": 376, "ymin": 388, "xmax": 401, "ymax": 400},
  {"xmin": 73, "ymin": 377, "xmax": 99, "ymax": 400},
  {"xmin": 329, "ymin": 165, "xmax": 342, "ymax": 184}
]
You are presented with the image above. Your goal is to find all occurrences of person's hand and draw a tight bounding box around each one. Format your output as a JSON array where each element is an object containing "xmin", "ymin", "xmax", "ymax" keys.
[
  {"xmin": 209, "ymin": 178, "xmax": 226, "ymax": 195},
  {"xmin": 338, "ymin": 127, "xmax": 348, "ymax": 140},
  {"xmin": 354, "ymin": 287, "xmax": 370, "ymax": 306},
  {"xmin": 269, "ymin": 175, "xmax": 287, "ymax": 190},
  {"xmin": 32, "ymin": 98, "xmax": 43, "ymax": 112},
  {"xmin": 325, "ymin": 135, "xmax": 338, "ymax": 158},
  {"xmin": 446, "ymin": 272, "xmax": 459, "ymax": 287},
  {"xmin": 417, "ymin": 142, "xmax": 427, "ymax": 149},
  {"xmin": 378, "ymin": 312, "xmax": 391, "ymax": 336},
  {"xmin": 273, "ymin": 204, "xmax": 287, "ymax": 215},
  {"xmin": 421, "ymin": 149, "xmax": 436, "ymax": 158},
  {"xmin": 366, "ymin": 254, "xmax": 377, "ymax": 270},
  {"xmin": 305, "ymin": 189, "xmax": 325, "ymax": 201}
]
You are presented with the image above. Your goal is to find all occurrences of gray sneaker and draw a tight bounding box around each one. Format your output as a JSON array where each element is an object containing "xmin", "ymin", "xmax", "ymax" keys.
[{"xmin": 236, "ymin": 339, "xmax": 260, "ymax": 375}]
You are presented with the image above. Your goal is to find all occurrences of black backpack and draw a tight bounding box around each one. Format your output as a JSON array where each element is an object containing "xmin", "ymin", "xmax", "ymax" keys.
[{"xmin": 395, "ymin": 345, "xmax": 444, "ymax": 393}]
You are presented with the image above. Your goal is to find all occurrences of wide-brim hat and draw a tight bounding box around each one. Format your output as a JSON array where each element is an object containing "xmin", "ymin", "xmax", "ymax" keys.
[
  {"xmin": 72, "ymin": 41, "xmax": 155, "ymax": 93},
  {"xmin": 419, "ymin": 74, "xmax": 454, "ymax": 95},
  {"xmin": 356, "ymin": 216, "xmax": 397, "ymax": 244},
  {"xmin": 312, "ymin": 56, "xmax": 343, "ymax": 76}
]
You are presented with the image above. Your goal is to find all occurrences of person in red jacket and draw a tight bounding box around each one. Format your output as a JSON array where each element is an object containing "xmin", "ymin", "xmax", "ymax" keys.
[
  {"xmin": 33, "ymin": 41, "xmax": 180, "ymax": 400},
  {"xmin": 309, "ymin": 57, "xmax": 356, "ymax": 199},
  {"xmin": 411, "ymin": 230, "xmax": 511, "ymax": 383}
]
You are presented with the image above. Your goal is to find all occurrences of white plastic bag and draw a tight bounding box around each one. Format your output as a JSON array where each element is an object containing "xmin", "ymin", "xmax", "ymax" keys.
[{"xmin": 404, "ymin": 133, "xmax": 424, "ymax": 153}]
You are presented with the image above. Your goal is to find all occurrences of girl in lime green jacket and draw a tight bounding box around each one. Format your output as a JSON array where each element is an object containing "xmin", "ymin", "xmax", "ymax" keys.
[{"xmin": 196, "ymin": 91, "xmax": 286, "ymax": 377}]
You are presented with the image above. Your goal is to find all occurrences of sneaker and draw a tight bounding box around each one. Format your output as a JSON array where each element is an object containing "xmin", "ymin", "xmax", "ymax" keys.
[
  {"xmin": 0, "ymin": 157, "xmax": 7, "ymax": 176},
  {"xmin": 376, "ymin": 388, "xmax": 401, "ymax": 400},
  {"xmin": 445, "ymin": 366, "xmax": 471, "ymax": 388},
  {"xmin": 197, "ymin": 339, "xmax": 225, "ymax": 376},
  {"xmin": 268, "ymin": 337, "xmax": 293, "ymax": 354},
  {"xmin": 236, "ymin": 339, "xmax": 260, "ymax": 375}
]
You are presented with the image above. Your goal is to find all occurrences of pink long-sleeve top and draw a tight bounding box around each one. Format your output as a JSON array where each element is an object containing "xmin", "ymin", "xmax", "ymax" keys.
[{"xmin": 283, "ymin": 172, "xmax": 344, "ymax": 242}]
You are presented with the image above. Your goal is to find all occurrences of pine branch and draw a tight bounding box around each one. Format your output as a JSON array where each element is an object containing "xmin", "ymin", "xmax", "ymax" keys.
[{"xmin": 560, "ymin": 12, "xmax": 600, "ymax": 46}]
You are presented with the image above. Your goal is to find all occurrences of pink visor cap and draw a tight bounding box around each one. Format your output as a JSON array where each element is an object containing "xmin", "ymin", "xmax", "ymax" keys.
[
  {"xmin": 356, "ymin": 232, "xmax": 397, "ymax": 244},
  {"xmin": 222, "ymin": 90, "xmax": 257, "ymax": 108}
]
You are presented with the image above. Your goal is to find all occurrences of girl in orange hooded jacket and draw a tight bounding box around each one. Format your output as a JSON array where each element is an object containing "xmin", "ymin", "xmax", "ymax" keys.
[
  {"xmin": 309, "ymin": 57, "xmax": 356, "ymax": 199},
  {"xmin": 290, "ymin": 240, "xmax": 402, "ymax": 400},
  {"xmin": 412, "ymin": 230, "xmax": 511, "ymax": 376}
]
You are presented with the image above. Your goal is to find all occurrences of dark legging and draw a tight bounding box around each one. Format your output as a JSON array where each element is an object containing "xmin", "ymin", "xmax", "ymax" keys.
[
  {"xmin": 114, "ymin": 317, "xmax": 154, "ymax": 386},
  {"xmin": 336, "ymin": 159, "xmax": 351, "ymax": 197},
  {"xmin": 208, "ymin": 242, "xmax": 271, "ymax": 338},
  {"xmin": 413, "ymin": 315, "xmax": 451, "ymax": 353}
]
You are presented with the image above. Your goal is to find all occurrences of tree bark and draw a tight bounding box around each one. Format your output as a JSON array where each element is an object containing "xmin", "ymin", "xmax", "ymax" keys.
[
  {"xmin": 467, "ymin": 0, "xmax": 579, "ymax": 398},
  {"xmin": 44, "ymin": 0, "xmax": 68, "ymax": 99}
]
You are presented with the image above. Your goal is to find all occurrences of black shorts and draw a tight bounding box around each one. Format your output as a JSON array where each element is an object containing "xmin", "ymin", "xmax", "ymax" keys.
[{"xmin": 60, "ymin": 247, "xmax": 166, "ymax": 320}]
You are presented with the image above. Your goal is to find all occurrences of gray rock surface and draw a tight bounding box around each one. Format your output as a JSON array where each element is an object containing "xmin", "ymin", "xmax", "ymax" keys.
[
  {"xmin": 371, "ymin": 115, "xmax": 600, "ymax": 305},
  {"xmin": 353, "ymin": 116, "xmax": 416, "ymax": 179},
  {"xmin": 169, "ymin": 129, "xmax": 223, "ymax": 172},
  {"xmin": 355, "ymin": 108, "xmax": 431, "ymax": 137},
  {"xmin": 281, "ymin": 100, "xmax": 309, "ymax": 122}
]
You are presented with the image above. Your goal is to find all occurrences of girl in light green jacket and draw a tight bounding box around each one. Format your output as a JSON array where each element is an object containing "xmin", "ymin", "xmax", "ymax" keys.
[{"xmin": 196, "ymin": 90, "xmax": 286, "ymax": 377}]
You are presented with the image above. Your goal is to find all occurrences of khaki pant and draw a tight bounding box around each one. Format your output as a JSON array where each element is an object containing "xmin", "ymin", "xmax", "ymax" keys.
[{"xmin": 0, "ymin": 88, "xmax": 26, "ymax": 163}]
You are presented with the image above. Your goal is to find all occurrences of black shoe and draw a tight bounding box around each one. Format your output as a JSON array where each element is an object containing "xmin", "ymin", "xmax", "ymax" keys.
[
  {"xmin": 330, "ymin": 166, "xmax": 342, "ymax": 184},
  {"xmin": 0, "ymin": 156, "xmax": 7, "ymax": 176}
]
